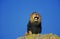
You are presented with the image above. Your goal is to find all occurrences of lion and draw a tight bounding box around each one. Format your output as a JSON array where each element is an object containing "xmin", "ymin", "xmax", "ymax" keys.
[{"xmin": 27, "ymin": 12, "xmax": 42, "ymax": 34}]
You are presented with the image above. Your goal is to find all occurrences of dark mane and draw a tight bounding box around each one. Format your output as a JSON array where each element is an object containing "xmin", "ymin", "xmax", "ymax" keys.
[{"xmin": 27, "ymin": 21, "xmax": 42, "ymax": 34}]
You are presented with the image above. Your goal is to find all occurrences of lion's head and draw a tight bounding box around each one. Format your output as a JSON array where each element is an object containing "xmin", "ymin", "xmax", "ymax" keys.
[{"xmin": 29, "ymin": 12, "xmax": 41, "ymax": 24}]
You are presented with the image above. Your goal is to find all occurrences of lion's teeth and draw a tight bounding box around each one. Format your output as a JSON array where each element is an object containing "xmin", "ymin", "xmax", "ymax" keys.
[{"xmin": 35, "ymin": 18, "xmax": 37, "ymax": 20}]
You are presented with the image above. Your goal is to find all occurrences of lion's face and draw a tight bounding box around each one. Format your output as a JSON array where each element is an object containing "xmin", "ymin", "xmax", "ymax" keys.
[{"xmin": 30, "ymin": 13, "xmax": 41, "ymax": 24}]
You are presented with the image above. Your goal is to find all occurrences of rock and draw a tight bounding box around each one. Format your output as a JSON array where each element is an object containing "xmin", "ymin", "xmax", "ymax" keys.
[{"xmin": 17, "ymin": 33, "xmax": 60, "ymax": 39}]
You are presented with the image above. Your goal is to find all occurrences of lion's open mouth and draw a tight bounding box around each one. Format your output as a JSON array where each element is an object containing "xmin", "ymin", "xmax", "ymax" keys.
[{"xmin": 34, "ymin": 17, "xmax": 39, "ymax": 21}]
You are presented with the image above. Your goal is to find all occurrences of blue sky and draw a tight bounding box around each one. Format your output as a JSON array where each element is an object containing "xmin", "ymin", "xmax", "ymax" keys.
[{"xmin": 1, "ymin": 0, "xmax": 60, "ymax": 39}]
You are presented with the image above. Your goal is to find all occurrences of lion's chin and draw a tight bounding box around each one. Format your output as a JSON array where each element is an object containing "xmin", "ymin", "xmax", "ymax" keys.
[{"xmin": 32, "ymin": 21, "xmax": 40, "ymax": 25}]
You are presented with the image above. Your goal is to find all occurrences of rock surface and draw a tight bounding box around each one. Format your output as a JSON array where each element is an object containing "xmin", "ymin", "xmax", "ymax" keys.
[{"xmin": 17, "ymin": 33, "xmax": 60, "ymax": 39}]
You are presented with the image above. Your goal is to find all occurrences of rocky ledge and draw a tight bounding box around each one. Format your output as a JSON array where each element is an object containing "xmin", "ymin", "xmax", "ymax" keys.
[{"xmin": 17, "ymin": 33, "xmax": 60, "ymax": 39}]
